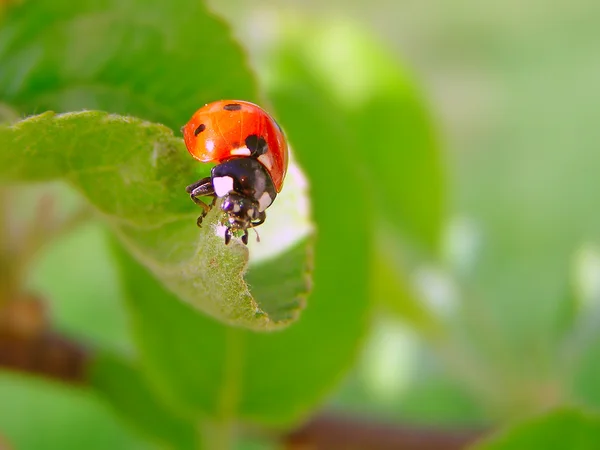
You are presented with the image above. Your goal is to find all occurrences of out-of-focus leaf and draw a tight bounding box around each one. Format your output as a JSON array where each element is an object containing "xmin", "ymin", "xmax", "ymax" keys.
[
  {"xmin": 0, "ymin": 0, "xmax": 255, "ymax": 129},
  {"xmin": 473, "ymin": 408, "xmax": 600, "ymax": 450},
  {"xmin": 0, "ymin": 112, "xmax": 310, "ymax": 329},
  {"xmin": 264, "ymin": 20, "xmax": 444, "ymax": 255},
  {"xmin": 372, "ymin": 250, "xmax": 444, "ymax": 339},
  {"xmin": 332, "ymin": 316, "xmax": 485, "ymax": 425},
  {"xmin": 0, "ymin": 371, "xmax": 154, "ymax": 450},
  {"xmin": 263, "ymin": 17, "xmax": 444, "ymax": 337},
  {"xmin": 88, "ymin": 352, "xmax": 196, "ymax": 450},
  {"xmin": 27, "ymin": 215, "xmax": 131, "ymax": 352}
]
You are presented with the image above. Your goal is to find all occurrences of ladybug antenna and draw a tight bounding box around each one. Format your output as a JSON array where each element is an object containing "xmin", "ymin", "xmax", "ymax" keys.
[{"xmin": 253, "ymin": 227, "xmax": 261, "ymax": 243}]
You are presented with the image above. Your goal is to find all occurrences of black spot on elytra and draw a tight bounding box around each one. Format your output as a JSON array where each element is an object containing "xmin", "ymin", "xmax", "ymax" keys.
[
  {"xmin": 194, "ymin": 124, "xmax": 206, "ymax": 136},
  {"xmin": 245, "ymin": 134, "xmax": 268, "ymax": 157},
  {"xmin": 223, "ymin": 103, "xmax": 242, "ymax": 111}
]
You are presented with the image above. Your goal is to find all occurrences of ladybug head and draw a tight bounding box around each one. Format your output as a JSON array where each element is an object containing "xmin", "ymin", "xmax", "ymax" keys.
[{"xmin": 220, "ymin": 193, "xmax": 260, "ymax": 230}]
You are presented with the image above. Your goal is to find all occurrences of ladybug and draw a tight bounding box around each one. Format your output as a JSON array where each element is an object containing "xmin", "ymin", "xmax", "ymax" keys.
[{"xmin": 182, "ymin": 100, "xmax": 288, "ymax": 245}]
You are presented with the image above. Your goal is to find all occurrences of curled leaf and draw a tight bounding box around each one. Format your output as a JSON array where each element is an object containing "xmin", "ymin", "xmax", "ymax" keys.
[{"xmin": 0, "ymin": 111, "xmax": 312, "ymax": 330}]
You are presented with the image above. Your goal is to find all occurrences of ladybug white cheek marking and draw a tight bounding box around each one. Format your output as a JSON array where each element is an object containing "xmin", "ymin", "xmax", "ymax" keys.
[
  {"xmin": 230, "ymin": 146, "xmax": 252, "ymax": 157},
  {"xmin": 258, "ymin": 154, "xmax": 273, "ymax": 170},
  {"xmin": 213, "ymin": 176, "xmax": 234, "ymax": 197},
  {"xmin": 258, "ymin": 192, "xmax": 272, "ymax": 212}
]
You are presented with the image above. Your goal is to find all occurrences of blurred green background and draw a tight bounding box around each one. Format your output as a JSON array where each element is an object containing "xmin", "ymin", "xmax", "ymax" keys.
[{"xmin": 2, "ymin": 0, "xmax": 600, "ymax": 448}]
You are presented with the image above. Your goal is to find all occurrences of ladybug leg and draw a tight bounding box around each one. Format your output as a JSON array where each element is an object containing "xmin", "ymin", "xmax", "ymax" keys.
[
  {"xmin": 191, "ymin": 195, "xmax": 210, "ymax": 212},
  {"xmin": 196, "ymin": 196, "xmax": 219, "ymax": 227},
  {"xmin": 242, "ymin": 229, "xmax": 249, "ymax": 245},
  {"xmin": 186, "ymin": 177, "xmax": 215, "ymax": 206},
  {"xmin": 185, "ymin": 177, "xmax": 212, "ymax": 194},
  {"xmin": 186, "ymin": 177, "xmax": 215, "ymax": 227},
  {"xmin": 248, "ymin": 212, "xmax": 265, "ymax": 243},
  {"xmin": 251, "ymin": 211, "xmax": 266, "ymax": 228},
  {"xmin": 224, "ymin": 227, "xmax": 232, "ymax": 245}
]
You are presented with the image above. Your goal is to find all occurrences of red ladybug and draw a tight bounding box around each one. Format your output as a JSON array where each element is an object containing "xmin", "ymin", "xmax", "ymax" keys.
[{"xmin": 182, "ymin": 100, "xmax": 289, "ymax": 245}]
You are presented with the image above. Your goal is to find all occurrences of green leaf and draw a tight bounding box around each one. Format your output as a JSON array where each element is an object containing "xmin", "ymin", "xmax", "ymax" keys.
[
  {"xmin": 371, "ymin": 250, "xmax": 444, "ymax": 340},
  {"xmin": 263, "ymin": 20, "xmax": 444, "ymax": 256},
  {"xmin": 0, "ymin": 0, "xmax": 256, "ymax": 129},
  {"xmin": 260, "ymin": 19, "xmax": 445, "ymax": 341},
  {"xmin": 261, "ymin": 16, "xmax": 446, "ymax": 334},
  {"xmin": 0, "ymin": 111, "xmax": 311, "ymax": 330},
  {"xmin": 332, "ymin": 315, "xmax": 485, "ymax": 425},
  {"xmin": 108, "ymin": 20, "xmax": 375, "ymax": 422},
  {"xmin": 473, "ymin": 408, "xmax": 600, "ymax": 449},
  {"xmin": 88, "ymin": 352, "xmax": 197, "ymax": 450},
  {"xmin": 28, "ymin": 217, "xmax": 133, "ymax": 353},
  {"xmin": 112, "ymin": 222, "xmax": 365, "ymax": 426},
  {"xmin": 0, "ymin": 371, "xmax": 154, "ymax": 450}
]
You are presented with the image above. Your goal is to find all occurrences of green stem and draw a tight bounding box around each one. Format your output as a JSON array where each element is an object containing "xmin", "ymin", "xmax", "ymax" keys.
[
  {"xmin": 219, "ymin": 327, "xmax": 243, "ymax": 419},
  {"xmin": 0, "ymin": 187, "xmax": 14, "ymax": 304},
  {"xmin": 199, "ymin": 420, "xmax": 235, "ymax": 450},
  {"xmin": 198, "ymin": 327, "xmax": 243, "ymax": 449}
]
